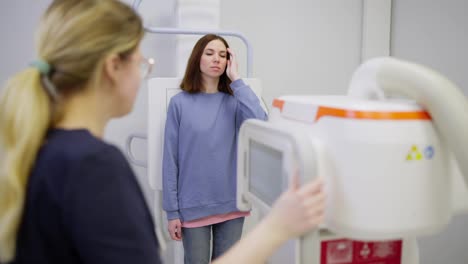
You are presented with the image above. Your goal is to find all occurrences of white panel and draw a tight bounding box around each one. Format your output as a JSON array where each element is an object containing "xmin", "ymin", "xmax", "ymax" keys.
[
  {"xmin": 148, "ymin": 78, "xmax": 181, "ymax": 190},
  {"xmin": 104, "ymin": 80, "xmax": 153, "ymax": 204}
]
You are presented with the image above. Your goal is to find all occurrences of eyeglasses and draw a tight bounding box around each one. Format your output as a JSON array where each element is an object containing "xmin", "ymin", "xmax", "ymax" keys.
[{"xmin": 140, "ymin": 57, "xmax": 155, "ymax": 79}]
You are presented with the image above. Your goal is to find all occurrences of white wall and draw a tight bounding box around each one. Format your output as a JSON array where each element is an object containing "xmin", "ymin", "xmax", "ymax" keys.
[
  {"xmin": 391, "ymin": 0, "xmax": 468, "ymax": 96},
  {"xmin": 391, "ymin": 1, "xmax": 468, "ymax": 263},
  {"xmin": 0, "ymin": 0, "xmax": 51, "ymax": 85},
  {"xmin": 220, "ymin": 0, "xmax": 363, "ymax": 108}
]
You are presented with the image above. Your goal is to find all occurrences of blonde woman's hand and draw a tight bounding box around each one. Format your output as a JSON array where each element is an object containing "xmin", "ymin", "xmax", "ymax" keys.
[
  {"xmin": 210, "ymin": 176, "xmax": 325, "ymax": 264},
  {"xmin": 226, "ymin": 48, "xmax": 240, "ymax": 81},
  {"xmin": 168, "ymin": 219, "xmax": 182, "ymax": 241},
  {"xmin": 264, "ymin": 176, "xmax": 325, "ymax": 242}
]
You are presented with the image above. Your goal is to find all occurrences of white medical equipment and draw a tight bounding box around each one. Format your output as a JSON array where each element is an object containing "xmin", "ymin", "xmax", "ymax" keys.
[
  {"xmin": 127, "ymin": 3, "xmax": 468, "ymax": 261},
  {"xmin": 236, "ymin": 57, "xmax": 468, "ymax": 264}
]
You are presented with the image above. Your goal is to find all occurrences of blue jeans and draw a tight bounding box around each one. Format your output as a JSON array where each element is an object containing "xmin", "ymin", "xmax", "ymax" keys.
[{"xmin": 182, "ymin": 217, "xmax": 245, "ymax": 264}]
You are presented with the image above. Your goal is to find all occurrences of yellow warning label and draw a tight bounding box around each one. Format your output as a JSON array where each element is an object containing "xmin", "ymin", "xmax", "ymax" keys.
[{"xmin": 406, "ymin": 145, "xmax": 423, "ymax": 161}]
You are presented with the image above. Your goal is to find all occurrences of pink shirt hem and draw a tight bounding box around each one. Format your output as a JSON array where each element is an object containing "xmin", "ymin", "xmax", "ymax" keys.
[{"xmin": 182, "ymin": 211, "xmax": 250, "ymax": 228}]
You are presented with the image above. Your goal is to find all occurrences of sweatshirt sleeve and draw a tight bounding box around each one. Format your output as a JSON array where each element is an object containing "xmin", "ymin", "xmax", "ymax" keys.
[
  {"xmin": 230, "ymin": 79, "xmax": 268, "ymax": 130},
  {"xmin": 162, "ymin": 97, "xmax": 181, "ymax": 220},
  {"xmin": 64, "ymin": 146, "xmax": 161, "ymax": 264}
]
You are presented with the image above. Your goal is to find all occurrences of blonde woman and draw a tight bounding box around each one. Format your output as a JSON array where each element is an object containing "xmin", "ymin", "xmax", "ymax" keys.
[
  {"xmin": 0, "ymin": 0, "xmax": 325, "ymax": 263},
  {"xmin": 0, "ymin": 1, "xmax": 159, "ymax": 263}
]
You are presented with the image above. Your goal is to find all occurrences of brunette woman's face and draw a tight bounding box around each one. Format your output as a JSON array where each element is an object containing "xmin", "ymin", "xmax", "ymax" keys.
[{"xmin": 199, "ymin": 39, "xmax": 228, "ymax": 80}]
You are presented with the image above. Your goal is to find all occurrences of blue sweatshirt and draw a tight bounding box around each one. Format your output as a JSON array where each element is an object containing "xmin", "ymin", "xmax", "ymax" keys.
[
  {"xmin": 14, "ymin": 129, "xmax": 161, "ymax": 264},
  {"xmin": 162, "ymin": 79, "xmax": 267, "ymax": 221}
]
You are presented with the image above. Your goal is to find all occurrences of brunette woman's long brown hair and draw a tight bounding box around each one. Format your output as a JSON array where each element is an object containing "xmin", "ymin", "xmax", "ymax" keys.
[{"xmin": 180, "ymin": 34, "xmax": 233, "ymax": 95}]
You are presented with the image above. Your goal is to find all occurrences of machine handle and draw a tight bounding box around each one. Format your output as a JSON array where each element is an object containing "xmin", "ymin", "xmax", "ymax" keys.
[
  {"xmin": 126, "ymin": 133, "xmax": 170, "ymax": 250},
  {"xmin": 125, "ymin": 133, "xmax": 148, "ymax": 168}
]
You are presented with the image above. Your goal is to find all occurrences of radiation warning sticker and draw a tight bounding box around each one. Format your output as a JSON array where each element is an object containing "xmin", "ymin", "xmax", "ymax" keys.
[
  {"xmin": 406, "ymin": 145, "xmax": 435, "ymax": 161},
  {"xmin": 406, "ymin": 145, "xmax": 423, "ymax": 161},
  {"xmin": 320, "ymin": 239, "xmax": 402, "ymax": 264}
]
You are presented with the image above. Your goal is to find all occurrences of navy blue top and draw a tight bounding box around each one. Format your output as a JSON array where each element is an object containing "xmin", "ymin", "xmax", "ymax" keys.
[{"xmin": 12, "ymin": 129, "xmax": 161, "ymax": 264}]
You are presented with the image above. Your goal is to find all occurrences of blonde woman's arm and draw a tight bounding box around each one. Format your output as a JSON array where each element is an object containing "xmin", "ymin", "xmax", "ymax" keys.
[{"xmin": 212, "ymin": 177, "xmax": 325, "ymax": 264}]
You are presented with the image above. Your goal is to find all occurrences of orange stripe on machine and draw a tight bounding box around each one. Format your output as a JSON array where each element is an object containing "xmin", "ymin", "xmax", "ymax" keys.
[{"xmin": 272, "ymin": 99, "xmax": 431, "ymax": 122}]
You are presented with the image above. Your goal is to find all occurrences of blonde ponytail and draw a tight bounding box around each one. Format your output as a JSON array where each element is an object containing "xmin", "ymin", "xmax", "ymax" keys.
[{"xmin": 0, "ymin": 69, "xmax": 52, "ymax": 262}]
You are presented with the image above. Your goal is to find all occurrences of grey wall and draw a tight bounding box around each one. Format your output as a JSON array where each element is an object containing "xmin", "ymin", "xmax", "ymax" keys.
[
  {"xmin": 0, "ymin": 0, "xmax": 51, "ymax": 85},
  {"xmin": 392, "ymin": 0, "xmax": 468, "ymax": 96},
  {"xmin": 0, "ymin": 0, "xmax": 178, "ymax": 211},
  {"xmin": 220, "ymin": 0, "xmax": 363, "ymax": 108},
  {"xmin": 391, "ymin": 1, "xmax": 468, "ymax": 263}
]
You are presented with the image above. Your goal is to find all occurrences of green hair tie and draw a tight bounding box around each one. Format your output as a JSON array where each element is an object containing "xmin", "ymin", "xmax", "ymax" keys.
[{"xmin": 30, "ymin": 60, "xmax": 51, "ymax": 75}]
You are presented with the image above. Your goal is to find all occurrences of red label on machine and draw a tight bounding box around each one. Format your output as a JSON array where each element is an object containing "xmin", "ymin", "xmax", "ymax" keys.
[{"xmin": 320, "ymin": 239, "xmax": 402, "ymax": 264}]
